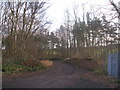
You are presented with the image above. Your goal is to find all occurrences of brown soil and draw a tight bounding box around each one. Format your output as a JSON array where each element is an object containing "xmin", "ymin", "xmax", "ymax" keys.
[{"xmin": 64, "ymin": 59, "xmax": 99, "ymax": 71}]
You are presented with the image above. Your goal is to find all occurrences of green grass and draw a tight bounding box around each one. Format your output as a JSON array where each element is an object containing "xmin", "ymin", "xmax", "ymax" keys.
[
  {"xmin": 2, "ymin": 64, "xmax": 48, "ymax": 74},
  {"xmin": 93, "ymin": 67, "xmax": 108, "ymax": 75},
  {"xmin": 114, "ymin": 80, "xmax": 120, "ymax": 83},
  {"xmin": 2, "ymin": 62, "xmax": 48, "ymax": 74}
]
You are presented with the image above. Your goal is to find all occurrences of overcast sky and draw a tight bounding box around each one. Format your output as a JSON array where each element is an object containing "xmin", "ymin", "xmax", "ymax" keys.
[{"xmin": 46, "ymin": 0, "xmax": 119, "ymax": 31}]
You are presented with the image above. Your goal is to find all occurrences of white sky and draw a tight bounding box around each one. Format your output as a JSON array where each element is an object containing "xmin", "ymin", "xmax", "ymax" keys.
[
  {"xmin": 46, "ymin": 0, "xmax": 120, "ymax": 31},
  {"xmin": 0, "ymin": 0, "xmax": 119, "ymax": 31}
]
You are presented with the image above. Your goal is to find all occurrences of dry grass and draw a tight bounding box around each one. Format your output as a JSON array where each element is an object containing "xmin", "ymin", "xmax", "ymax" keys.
[{"xmin": 40, "ymin": 60, "xmax": 53, "ymax": 67}]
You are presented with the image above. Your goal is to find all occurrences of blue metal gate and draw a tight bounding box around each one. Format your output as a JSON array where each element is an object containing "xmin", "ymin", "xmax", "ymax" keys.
[{"xmin": 108, "ymin": 52, "xmax": 120, "ymax": 80}]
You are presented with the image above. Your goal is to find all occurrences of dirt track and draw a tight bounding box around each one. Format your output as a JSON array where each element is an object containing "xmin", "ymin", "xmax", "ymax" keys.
[{"xmin": 2, "ymin": 61, "xmax": 116, "ymax": 88}]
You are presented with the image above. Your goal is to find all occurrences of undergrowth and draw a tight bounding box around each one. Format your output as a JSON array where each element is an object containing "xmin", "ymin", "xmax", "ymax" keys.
[
  {"xmin": 2, "ymin": 59, "xmax": 48, "ymax": 74},
  {"xmin": 94, "ymin": 67, "xmax": 108, "ymax": 75}
]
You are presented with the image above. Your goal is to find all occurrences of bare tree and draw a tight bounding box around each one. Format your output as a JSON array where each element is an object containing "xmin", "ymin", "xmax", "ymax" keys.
[
  {"xmin": 109, "ymin": 0, "xmax": 120, "ymax": 19},
  {"xmin": 2, "ymin": 1, "xmax": 50, "ymax": 62}
]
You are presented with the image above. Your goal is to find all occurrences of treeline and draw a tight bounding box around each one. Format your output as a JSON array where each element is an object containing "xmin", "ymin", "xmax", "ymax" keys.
[
  {"xmin": 55, "ymin": 13, "xmax": 120, "ymax": 59},
  {"xmin": 1, "ymin": 0, "xmax": 120, "ymax": 67},
  {"xmin": 45, "ymin": 1, "xmax": 120, "ymax": 67},
  {"xmin": 1, "ymin": 1, "xmax": 51, "ymax": 63}
]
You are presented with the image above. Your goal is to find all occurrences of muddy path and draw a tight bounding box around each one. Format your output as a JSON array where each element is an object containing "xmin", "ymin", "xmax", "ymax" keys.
[{"xmin": 2, "ymin": 61, "xmax": 115, "ymax": 88}]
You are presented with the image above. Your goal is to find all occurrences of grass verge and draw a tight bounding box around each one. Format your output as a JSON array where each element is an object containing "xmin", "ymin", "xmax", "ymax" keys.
[
  {"xmin": 93, "ymin": 67, "xmax": 108, "ymax": 75},
  {"xmin": 2, "ymin": 60, "xmax": 48, "ymax": 74}
]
